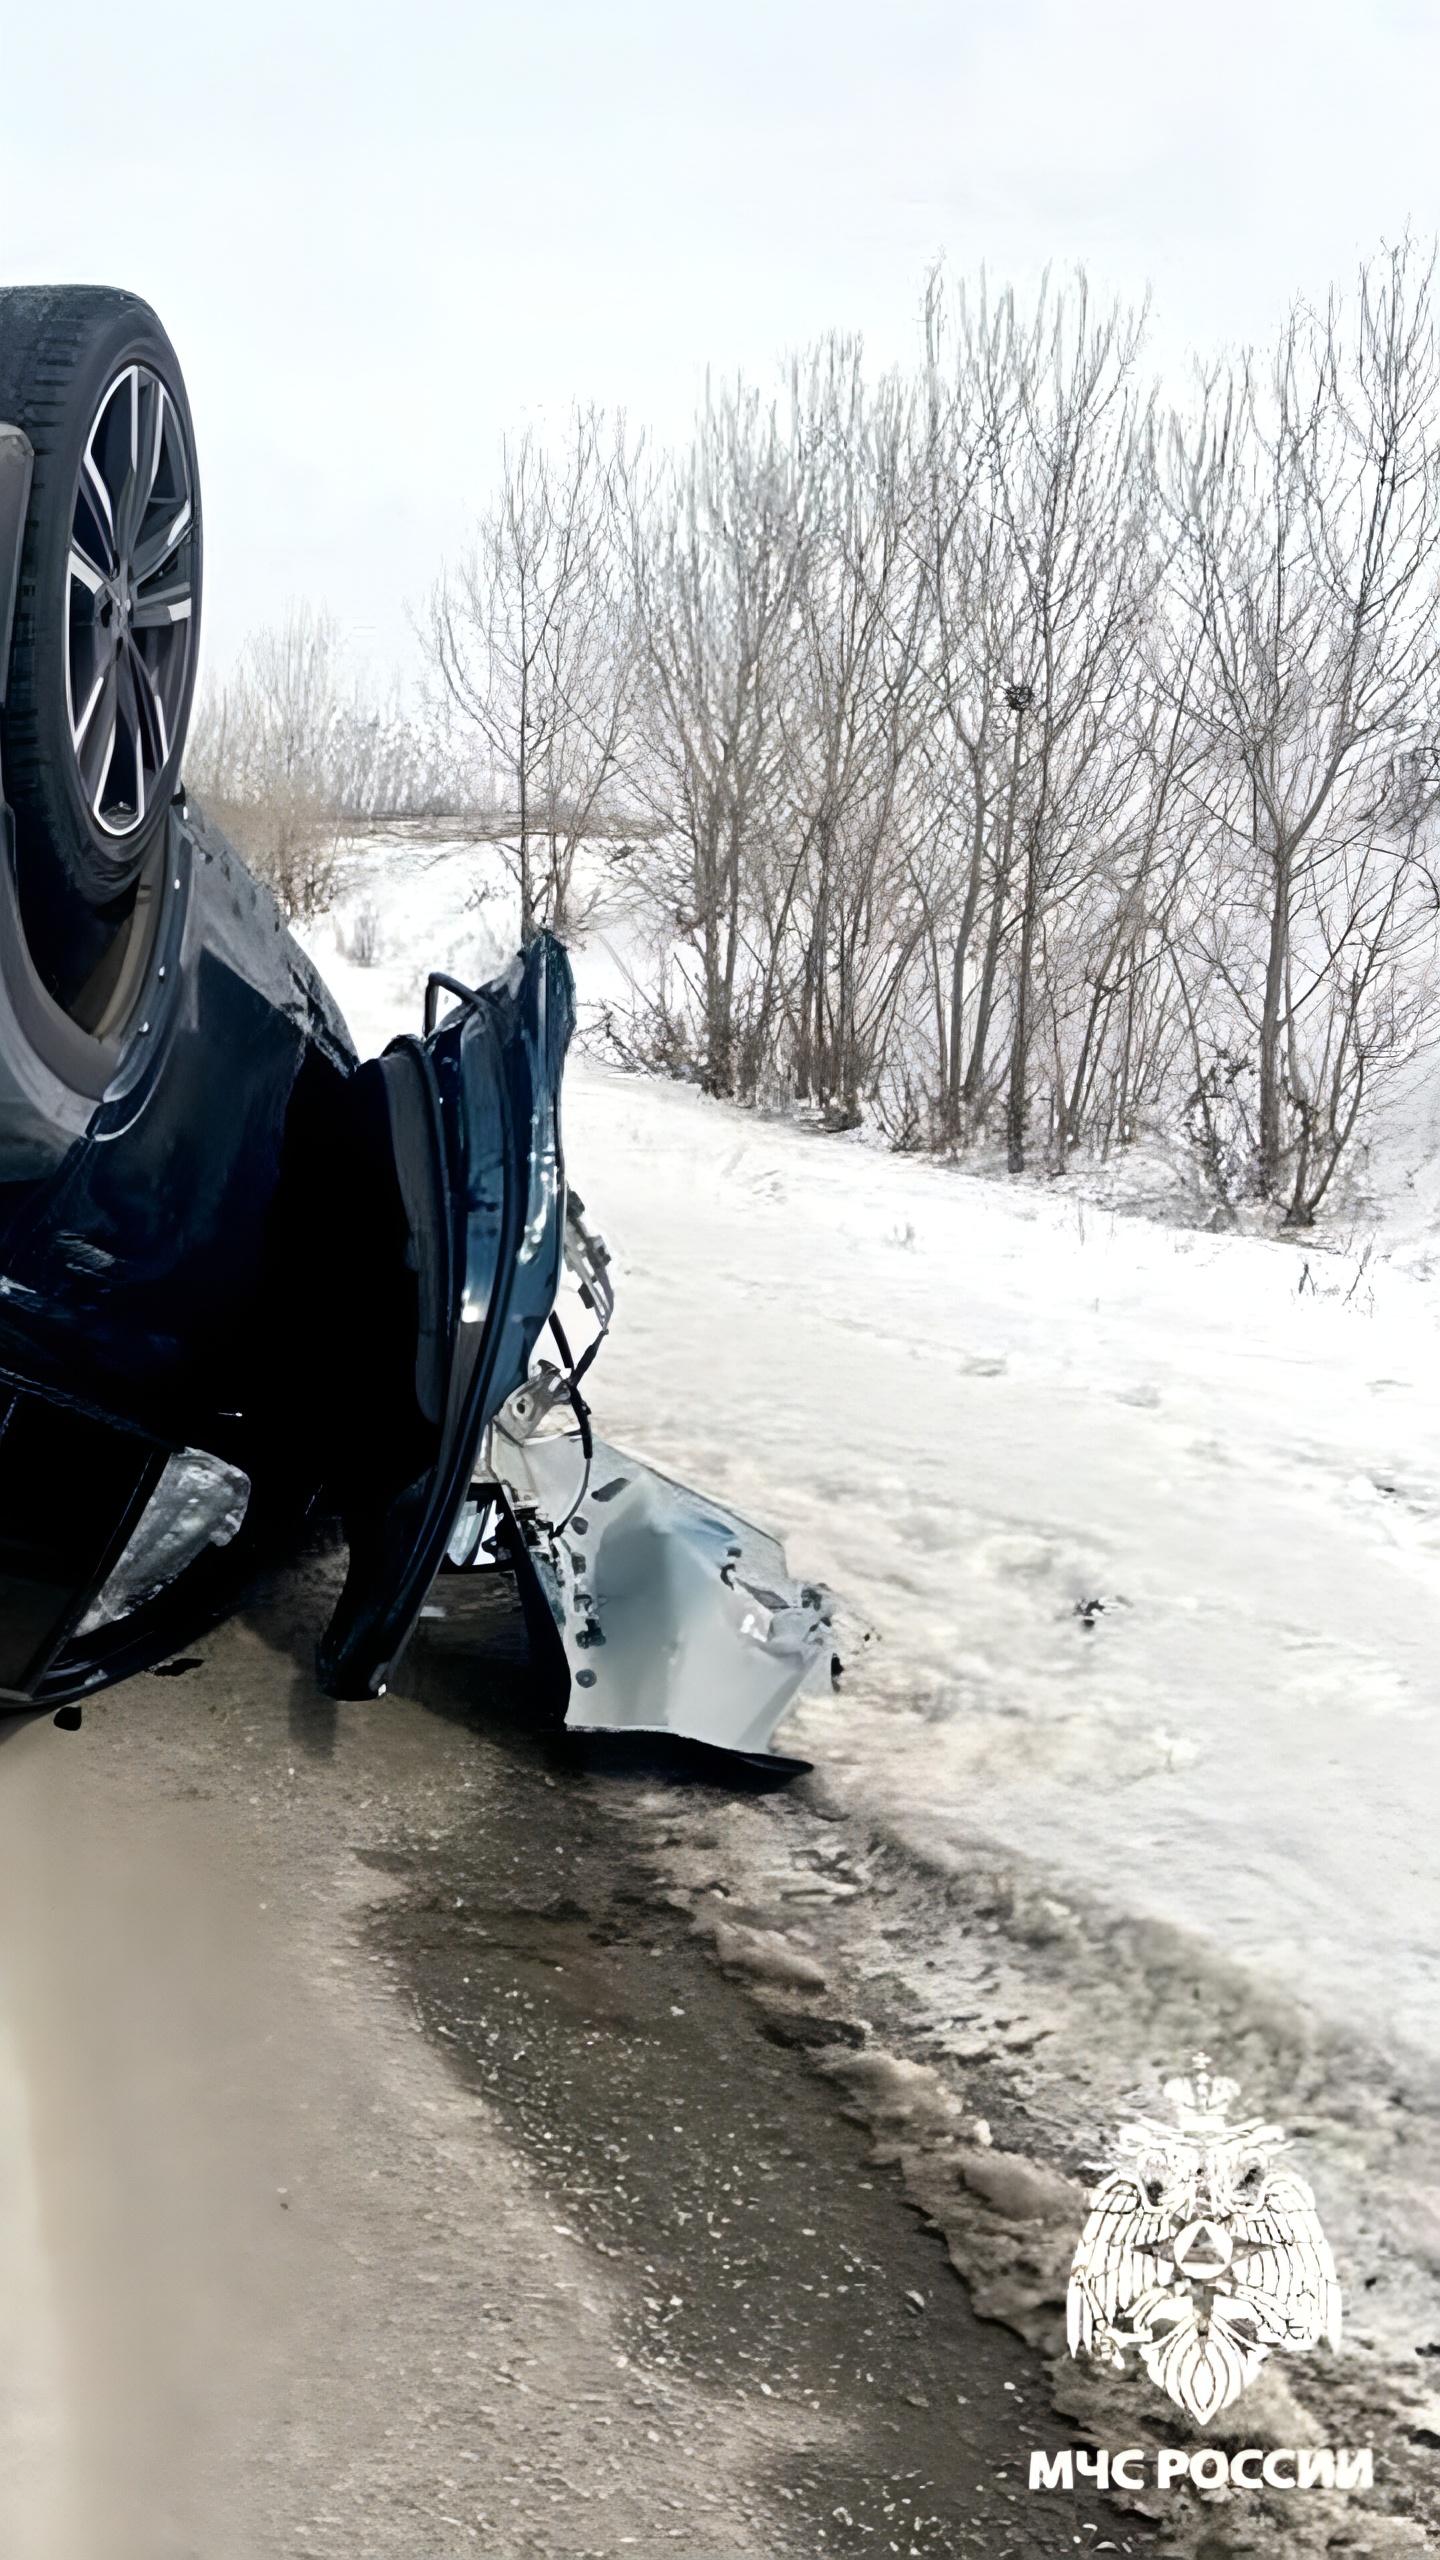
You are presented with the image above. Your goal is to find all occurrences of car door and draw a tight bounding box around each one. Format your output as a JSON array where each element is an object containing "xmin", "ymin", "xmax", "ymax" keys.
[{"xmin": 314, "ymin": 932, "xmax": 574, "ymax": 1701}]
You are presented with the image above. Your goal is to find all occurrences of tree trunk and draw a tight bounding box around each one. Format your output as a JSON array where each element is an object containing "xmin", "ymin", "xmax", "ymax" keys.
[
  {"xmin": 796, "ymin": 929, "xmax": 816, "ymax": 1101},
  {"xmin": 517, "ymin": 658, "xmax": 535, "ymax": 942},
  {"xmin": 1257, "ymin": 843, "xmax": 1291, "ymax": 1197},
  {"xmin": 964, "ymin": 704, "xmax": 1026, "ymax": 1109},
  {"xmin": 1005, "ymin": 822, "xmax": 1040, "ymax": 1172},
  {"xmin": 947, "ymin": 783, "xmax": 987, "ymax": 1127},
  {"xmin": 699, "ymin": 810, "xmax": 727, "ymax": 1095},
  {"xmin": 1065, "ymin": 964, "xmax": 1116, "ymax": 1154}
]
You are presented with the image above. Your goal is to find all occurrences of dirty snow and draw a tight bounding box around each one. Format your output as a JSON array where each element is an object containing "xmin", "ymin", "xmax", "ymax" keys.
[
  {"xmin": 302, "ymin": 837, "xmax": 1440, "ymax": 2098},
  {"xmin": 307, "ymin": 835, "xmax": 1440, "ymax": 2492},
  {"xmin": 301, "ymin": 838, "xmax": 1440, "ymax": 2496}
]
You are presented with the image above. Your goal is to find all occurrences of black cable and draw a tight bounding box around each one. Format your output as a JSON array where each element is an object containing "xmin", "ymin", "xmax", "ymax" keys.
[
  {"xmin": 548, "ymin": 1311, "xmax": 593, "ymax": 1534},
  {"xmin": 572, "ymin": 1332, "xmax": 604, "ymax": 1387}
]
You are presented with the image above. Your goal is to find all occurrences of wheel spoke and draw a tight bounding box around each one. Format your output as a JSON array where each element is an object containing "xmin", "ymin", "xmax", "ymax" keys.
[
  {"xmin": 70, "ymin": 660, "xmax": 108, "ymax": 752},
  {"xmin": 109, "ymin": 650, "xmax": 144, "ymax": 823},
  {"xmin": 124, "ymin": 634, "xmax": 168, "ymax": 771},
  {"xmin": 131, "ymin": 498, "xmax": 192, "ymax": 587},
  {"xmin": 128, "ymin": 668, "xmax": 149, "ymax": 825},
  {"xmin": 77, "ymin": 453, "xmax": 118, "ymax": 578},
  {"xmin": 142, "ymin": 381, "xmax": 167, "ymax": 518},
  {"xmin": 113, "ymin": 372, "xmax": 146, "ymax": 560},
  {"xmin": 68, "ymin": 543, "xmax": 107, "ymax": 597},
  {"xmin": 77, "ymin": 662, "xmax": 120, "ymax": 815},
  {"xmin": 119, "ymin": 375, "xmax": 162, "ymax": 556},
  {"xmin": 84, "ymin": 369, "xmax": 133, "ymax": 534},
  {"xmin": 82, "ymin": 443, "xmax": 116, "ymax": 541},
  {"xmin": 130, "ymin": 583, "xmax": 192, "ymax": 630}
]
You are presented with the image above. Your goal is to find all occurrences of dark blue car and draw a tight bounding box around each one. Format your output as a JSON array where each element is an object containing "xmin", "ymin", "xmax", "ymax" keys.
[{"xmin": 0, "ymin": 285, "xmax": 573, "ymax": 1718}]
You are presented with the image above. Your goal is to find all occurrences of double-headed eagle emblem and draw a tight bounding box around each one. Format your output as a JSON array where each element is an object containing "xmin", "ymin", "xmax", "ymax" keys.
[{"xmin": 1066, "ymin": 2057, "xmax": 1341, "ymax": 2425}]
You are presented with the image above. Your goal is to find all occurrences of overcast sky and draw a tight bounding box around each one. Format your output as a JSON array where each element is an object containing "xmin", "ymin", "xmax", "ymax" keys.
[{"xmin": 3, "ymin": 0, "xmax": 1438, "ymax": 687}]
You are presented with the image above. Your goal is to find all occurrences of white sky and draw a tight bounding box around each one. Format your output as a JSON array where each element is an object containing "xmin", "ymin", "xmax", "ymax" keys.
[{"xmin": 4, "ymin": 0, "xmax": 1439, "ymax": 688}]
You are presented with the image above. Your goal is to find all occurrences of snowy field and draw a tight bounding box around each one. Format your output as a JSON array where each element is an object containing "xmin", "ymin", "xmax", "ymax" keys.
[{"xmin": 302, "ymin": 836, "xmax": 1440, "ymax": 2367}]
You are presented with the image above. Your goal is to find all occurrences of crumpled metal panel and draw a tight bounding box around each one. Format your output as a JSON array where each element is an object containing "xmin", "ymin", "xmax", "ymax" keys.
[{"xmin": 488, "ymin": 1425, "xmax": 832, "ymax": 1758}]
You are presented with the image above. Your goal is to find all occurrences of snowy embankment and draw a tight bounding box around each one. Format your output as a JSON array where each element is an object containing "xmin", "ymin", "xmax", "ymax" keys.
[{"xmin": 303, "ymin": 838, "xmax": 1440, "ymax": 2415}]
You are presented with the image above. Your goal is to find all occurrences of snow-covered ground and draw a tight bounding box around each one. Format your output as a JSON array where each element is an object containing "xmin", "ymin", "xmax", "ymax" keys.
[{"xmin": 303, "ymin": 837, "xmax": 1440, "ymax": 2387}]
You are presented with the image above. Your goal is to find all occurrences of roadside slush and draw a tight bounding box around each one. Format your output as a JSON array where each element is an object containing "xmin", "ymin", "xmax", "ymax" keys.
[
  {"xmin": 382, "ymin": 1573, "xmax": 1107, "ymax": 2559},
  {"xmin": 0, "ymin": 1552, "xmax": 1113, "ymax": 2560},
  {"xmin": 9, "ymin": 1543, "xmax": 1430, "ymax": 2556}
]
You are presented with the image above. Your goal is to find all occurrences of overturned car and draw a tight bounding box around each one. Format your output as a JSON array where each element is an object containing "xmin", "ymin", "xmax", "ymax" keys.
[{"xmin": 0, "ymin": 285, "xmax": 828, "ymax": 1758}]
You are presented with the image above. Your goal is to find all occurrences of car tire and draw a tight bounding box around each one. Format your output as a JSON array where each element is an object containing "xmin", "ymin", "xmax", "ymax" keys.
[{"xmin": 0, "ymin": 286, "xmax": 202, "ymax": 1008}]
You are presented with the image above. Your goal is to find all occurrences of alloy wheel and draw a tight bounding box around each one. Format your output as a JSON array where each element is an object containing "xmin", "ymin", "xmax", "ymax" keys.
[{"xmin": 65, "ymin": 364, "xmax": 196, "ymax": 841}]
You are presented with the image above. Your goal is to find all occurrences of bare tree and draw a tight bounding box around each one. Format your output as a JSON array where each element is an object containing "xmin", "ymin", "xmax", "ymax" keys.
[
  {"xmin": 902, "ymin": 272, "xmax": 1159, "ymax": 1167},
  {"xmin": 186, "ymin": 602, "xmax": 345, "ymax": 920},
  {"xmin": 1170, "ymin": 243, "xmax": 1440, "ymax": 1218},
  {"xmin": 621, "ymin": 380, "xmax": 811, "ymax": 1095},
  {"xmin": 908, "ymin": 272, "xmax": 1028, "ymax": 1136},
  {"xmin": 202, "ymin": 241, "xmax": 1440, "ymax": 1232},
  {"xmin": 1053, "ymin": 651, "xmax": 1202, "ymax": 1161},
  {"xmin": 778, "ymin": 341, "xmax": 930, "ymax": 1123},
  {"xmin": 423, "ymin": 414, "xmax": 634, "ymax": 940},
  {"xmin": 966, "ymin": 277, "xmax": 1158, "ymax": 1172}
]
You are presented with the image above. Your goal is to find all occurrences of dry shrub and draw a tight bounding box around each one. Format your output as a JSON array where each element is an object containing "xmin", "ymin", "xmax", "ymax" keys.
[{"xmin": 185, "ymin": 604, "xmax": 343, "ymax": 922}]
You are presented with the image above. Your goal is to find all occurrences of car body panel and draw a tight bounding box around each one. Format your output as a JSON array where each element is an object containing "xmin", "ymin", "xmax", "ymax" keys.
[
  {"xmin": 0, "ymin": 754, "xmax": 577, "ymax": 1707},
  {"xmin": 460, "ymin": 1422, "xmax": 833, "ymax": 1759},
  {"xmin": 318, "ymin": 937, "xmax": 574, "ymax": 1700}
]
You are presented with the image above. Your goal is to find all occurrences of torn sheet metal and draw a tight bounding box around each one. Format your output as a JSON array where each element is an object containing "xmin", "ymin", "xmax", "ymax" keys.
[{"xmin": 472, "ymin": 1418, "xmax": 833, "ymax": 1758}]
